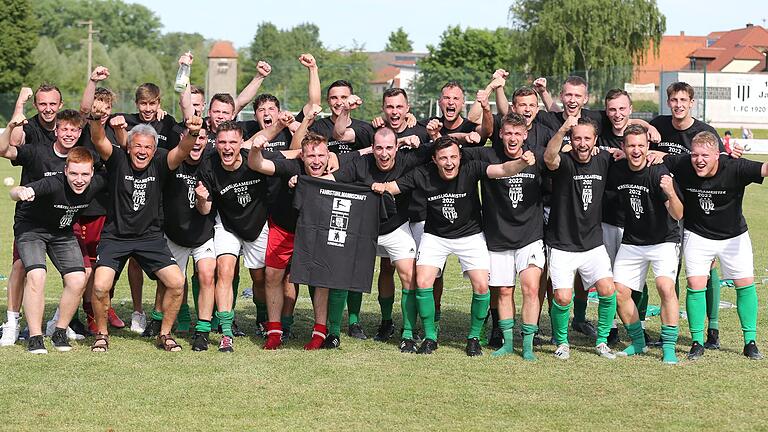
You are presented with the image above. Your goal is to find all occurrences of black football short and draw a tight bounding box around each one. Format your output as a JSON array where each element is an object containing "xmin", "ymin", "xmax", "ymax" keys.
[{"xmin": 95, "ymin": 233, "xmax": 179, "ymax": 279}]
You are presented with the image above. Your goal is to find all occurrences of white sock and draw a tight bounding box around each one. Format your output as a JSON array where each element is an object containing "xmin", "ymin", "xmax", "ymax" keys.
[{"xmin": 7, "ymin": 311, "xmax": 19, "ymax": 326}]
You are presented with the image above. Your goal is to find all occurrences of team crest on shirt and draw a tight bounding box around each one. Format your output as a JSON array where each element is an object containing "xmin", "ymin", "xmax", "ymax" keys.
[
  {"xmin": 59, "ymin": 209, "xmax": 75, "ymax": 229},
  {"xmin": 132, "ymin": 185, "xmax": 146, "ymax": 211},
  {"xmin": 187, "ymin": 184, "xmax": 196, "ymax": 208},
  {"xmin": 699, "ymin": 195, "xmax": 714, "ymax": 214},
  {"xmin": 237, "ymin": 191, "xmax": 252, "ymax": 207},
  {"xmin": 441, "ymin": 200, "xmax": 458, "ymax": 223},
  {"xmin": 581, "ymin": 185, "xmax": 593, "ymax": 211},
  {"xmin": 508, "ymin": 185, "xmax": 523, "ymax": 208}
]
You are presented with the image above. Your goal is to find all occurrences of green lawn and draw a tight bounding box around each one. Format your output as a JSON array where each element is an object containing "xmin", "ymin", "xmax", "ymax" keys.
[{"xmin": 1, "ymin": 158, "xmax": 768, "ymax": 431}]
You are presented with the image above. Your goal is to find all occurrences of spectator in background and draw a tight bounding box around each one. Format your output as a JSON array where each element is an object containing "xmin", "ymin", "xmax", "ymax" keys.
[
  {"xmin": 724, "ymin": 130, "xmax": 732, "ymax": 154},
  {"xmin": 741, "ymin": 126, "xmax": 753, "ymax": 140}
]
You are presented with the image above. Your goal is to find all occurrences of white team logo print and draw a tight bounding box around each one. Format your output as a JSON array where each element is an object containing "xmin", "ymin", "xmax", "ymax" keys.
[
  {"xmin": 132, "ymin": 186, "xmax": 146, "ymax": 211},
  {"xmin": 581, "ymin": 184, "xmax": 593, "ymax": 211},
  {"xmin": 237, "ymin": 191, "xmax": 252, "ymax": 207},
  {"xmin": 187, "ymin": 184, "xmax": 196, "ymax": 208},
  {"xmin": 508, "ymin": 185, "xmax": 523, "ymax": 208},
  {"xmin": 441, "ymin": 197, "xmax": 458, "ymax": 223},
  {"xmin": 59, "ymin": 209, "xmax": 76, "ymax": 229},
  {"xmin": 699, "ymin": 195, "xmax": 714, "ymax": 214},
  {"xmin": 630, "ymin": 196, "xmax": 644, "ymax": 219},
  {"xmin": 328, "ymin": 198, "xmax": 352, "ymax": 247}
]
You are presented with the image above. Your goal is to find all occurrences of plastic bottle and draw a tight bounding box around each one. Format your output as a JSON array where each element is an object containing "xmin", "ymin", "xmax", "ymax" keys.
[{"xmin": 174, "ymin": 59, "xmax": 191, "ymax": 93}]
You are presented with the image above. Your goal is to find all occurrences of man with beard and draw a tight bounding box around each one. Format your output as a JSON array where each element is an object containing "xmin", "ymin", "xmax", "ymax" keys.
[
  {"xmin": 87, "ymin": 103, "xmax": 201, "ymax": 352},
  {"xmin": 609, "ymin": 125, "xmax": 683, "ymax": 364},
  {"xmin": 372, "ymin": 136, "xmax": 534, "ymax": 356},
  {"xmin": 463, "ymin": 113, "xmax": 547, "ymax": 360},
  {"xmin": 423, "ymin": 81, "xmax": 493, "ymax": 147},
  {"xmin": 543, "ymin": 117, "xmax": 619, "ymax": 360},
  {"xmin": 663, "ymin": 131, "xmax": 766, "ymax": 360}
]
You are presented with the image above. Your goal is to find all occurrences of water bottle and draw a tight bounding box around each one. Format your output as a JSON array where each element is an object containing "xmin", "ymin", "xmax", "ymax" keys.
[{"xmin": 174, "ymin": 59, "xmax": 191, "ymax": 93}]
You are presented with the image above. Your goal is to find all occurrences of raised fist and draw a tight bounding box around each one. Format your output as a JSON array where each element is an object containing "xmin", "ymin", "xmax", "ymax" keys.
[
  {"xmin": 257, "ymin": 61, "xmax": 272, "ymax": 77},
  {"xmin": 298, "ymin": 54, "xmax": 317, "ymax": 68},
  {"xmin": 186, "ymin": 116, "xmax": 204, "ymax": 133},
  {"xmin": 522, "ymin": 150, "xmax": 536, "ymax": 166},
  {"xmin": 90, "ymin": 66, "xmax": 110, "ymax": 82},
  {"xmin": 179, "ymin": 51, "xmax": 194, "ymax": 66},
  {"xmin": 533, "ymin": 77, "xmax": 547, "ymax": 93},
  {"xmin": 109, "ymin": 115, "xmax": 127, "ymax": 129},
  {"xmin": 465, "ymin": 131, "xmax": 482, "ymax": 144}
]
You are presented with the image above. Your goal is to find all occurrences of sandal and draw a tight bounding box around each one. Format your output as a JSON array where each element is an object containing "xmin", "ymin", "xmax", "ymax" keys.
[
  {"xmin": 157, "ymin": 334, "xmax": 182, "ymax": 352},
  {"xmin": 91, "ymin": 334, "xmax": 109, "ymax": 353}
]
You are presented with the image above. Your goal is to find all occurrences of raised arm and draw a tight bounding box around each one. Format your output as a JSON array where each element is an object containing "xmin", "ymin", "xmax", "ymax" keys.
[
  {"xmin": 0, "ymin": 114, "xmax": 26, "ymax": 160},
  {"xmin": 299, "ymin": 54, "xmax": 321, "ymax": 107},
  {"xmin": 332, "ymin": 95, "xmax": 362, "ymax": 142},
  {"xmin": 247, "ymin": 135, "xmax": 277, "ymax": 175},
  {"xmin": 167, "ymin": 116, "xmax": 203, "ymax": 170},
  {"xmin": 469, "ymin": 70, "xmax": 508, "ymax": 122},
  {"xmin": 533, "ymin": 77, "xmax": 560, "ymax": 113},
  {"xmin": 476, "ymin": 89, "xmax": 494, "ymax": 140},
  {"xmin": 545, "ymin": 116, "xmax": 576, "ymax": 170},
  {"xmin": 9, "ymin": 185, "xmax": 35, "ymax": 201},
  {"xmin": 80, "ymin": 66, "xmax": 110, "ymax": 115},
  {"xmin": 234, "ymin": 61, "xmax": 271, "ymax": 115},
  {"xmin": 88, "ymin": 103, "xmax": 115, "ymax": 161},
  {"xmin": 9, "ymin": 87, "xmax": 33, "ymax": 146},
  {"xmin": 290, "ymin": 104, "xmax": 322, "ymax": 150},
  {"xmin": 486, "ymin": 150, "xmax": 536, "ymax": 178},
  {"xmin": 660, "ymin": 174, "xmax": 684, "ymax": 221}
]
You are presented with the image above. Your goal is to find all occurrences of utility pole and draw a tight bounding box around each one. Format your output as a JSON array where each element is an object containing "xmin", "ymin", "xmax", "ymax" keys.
[{"xmin": 78, "ymin": 20, "xmax": 99, "ymax": 79}]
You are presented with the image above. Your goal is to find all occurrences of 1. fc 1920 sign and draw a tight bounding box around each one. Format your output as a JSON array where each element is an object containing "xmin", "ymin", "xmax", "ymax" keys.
[{"xmin": 732, "ymin": 78, "xmax": 768, "ymax": 116}]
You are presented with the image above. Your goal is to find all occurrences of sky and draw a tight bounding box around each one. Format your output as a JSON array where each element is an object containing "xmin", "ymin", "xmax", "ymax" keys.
[{"xmin": 131, "ymin": 0, "xmax": 768, "ymax": 52}]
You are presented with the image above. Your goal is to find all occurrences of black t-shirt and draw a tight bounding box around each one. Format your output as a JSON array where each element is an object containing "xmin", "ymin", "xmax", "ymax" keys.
[
  {"xmin": 396, "ymin": 160, "xmax": 489, "ymax": 239},
  {"xmin": 242, "ymin": 120, "xmax": 293, "ymax": 152},
  {"xmin": 295, "ymin": 112, "xmax": 374, "ymax": 154},
  {"xmin": 269, "ymin": 157, "xmax": 306, "ymax": 233},
  {"xmin": 14, "ymin": 173, "xmax": 107, "ymax": 236},
  {"xmin": 597, "ymin": 130, "xmax": 625, "ymax": 227},
  {"xmin": 607, "ymin": 161, "xmax": 680, "ymax": 245},
  {"xmin": 535, "ymin": 109, "xmax": 606, "ymax": 147},
  {"xmin": 491, "ymin": 114, "xmax": 554, "ymax": 152},
  {"xmin": 649, "ymin": 116, "xmax": 724, "ymax": 155},
  {"xmin": 22, "ymin": 114, "xmax": 56, "ymax": 146},
  {"xmin": 664, "ymin": 154, "xmax": 763, "ymax": 240},
  {"xmin": 334, "ymin": 148, "xmax": 431, "ymax": 234},
  {"xmin": 393, "ymin": 123, "xmax": 432, "ymax": 151},
  {"xmin": 102, "ymin": 149, "xmax": 170, "ymax": 238},
  {"xmin": 291, "ymin": 176, "xmax": 384, "ymax": 292},
  {"xmin": 77, "ymin": 122, "xmax": 118, "ymax": 217},
  {"xmin": 163, "ymin": 159, "xmax": 216, "ymax": 248},
  {"xmin": 13, "ymin": 142, "xmax": 68, "ymax": 185},
  {"xmin": 463, "ymin": 146, "xmax": 546, "ymax": 251},
  {"xmin": 119, "ymin": 113, "xmax": 183, "ymax": 150},
  {"xmin": 197, "ymin": 149, "xmax": 269, "ymax": 241},
  {"xmin": 546, "ymin": 150, "xmax": 613, "ymax": 252},
  {"xmin": 419, "ymin": 116, "xmax": 481, "ymax": 146}
]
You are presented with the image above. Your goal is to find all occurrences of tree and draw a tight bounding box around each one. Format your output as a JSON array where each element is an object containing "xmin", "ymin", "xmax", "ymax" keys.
[
  {"xmin": 385, "ymin": 27, "xmax": 413, "ymax": 52},
  {"xmin": 411, "ymin": 26, "xmax": 525, "ymax": 118},
  {"xmin": 0, "ymin": 0, "xmax": 39, "ymax": 93},
  {"xmin": 509, "ymin": 0, "xmax": 665, "ymax": 96}
]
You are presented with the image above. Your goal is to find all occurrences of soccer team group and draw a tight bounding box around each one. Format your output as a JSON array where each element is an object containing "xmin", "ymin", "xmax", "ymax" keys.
[{"xmin": 0, "ymin": 51, "xmax": 766, "ymax": 364}]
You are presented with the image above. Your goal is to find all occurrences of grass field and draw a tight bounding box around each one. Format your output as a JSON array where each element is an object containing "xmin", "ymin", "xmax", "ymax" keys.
[{"xmin": 1, "ymin": 157, "xmax": 768, "ymax": 431}]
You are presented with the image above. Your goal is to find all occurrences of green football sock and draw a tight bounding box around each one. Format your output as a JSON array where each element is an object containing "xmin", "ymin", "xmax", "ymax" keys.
[
  {"xmin": 401, "ymin": 289, "xmax": 417, "ymax": 340},
  {"xmin": 622, "ymin": 320, "xmax": 646, "ymax": 356},
  {"xmin": 232, "ymin": 275, "xmax": 240, "ymax": 309},
  {"xmin": 521, "ymin": 323, "xmax": 538, "ymax": 361},
  {"xmin": 469, "ymin": 292, "xmax": 491, "ymax": 340},
  {"xmin": 550, "ymin": 300, "xmax": 572, "ymax": 346},
  {"xmin": 327, "ymin": 289, "xmax": 348, "ymax": 336},
  {"xmin": 661, "ymin": 324, "xmax": 679, "ymax": 364},
  {"xmin": 686, "ymin": 287, "xmax": 706, "ymax": 344},
  {"xmin": 415, "ymin": 288, "xmax": 437, "ymax": 341},
  {"xmin": 735, "ymin": 284, "xmax": 758, "ymax": 344},
  {"xmin": 176, "ymin": 303, "xmax": 191, "ymax": 332},
  {"xmin": 195, "ymin": 318, "xmax": 211, "ymax": 333},
  {"xmin": 491, "ymin": 318, "xmax": 515, "ymax": 357},
  {"xmin": 150, "ymin": 309, "xmax": 164, "ymax": 321},
  {"xmin": 347, "ymin": 291, "xmax": 362, "ymax": 325},
  {"xmin": 254, "ymin": 301, "xmax": 267, "ymax": 324},
  {"xmin": 215, "ymin": 310, "xmax": 234, "ymax": 337},
  {"xmin": 573, "ymin": 296, "xmax": 588, "ymax": 323},
  {"xmin": 596, "ymin": 293, "xmax": 617, "ymax": 345},
  {"xmin": 281, "ymin": 315, "xmax": 294, "ymax": 335},
  {"xmin": 632, "ymin": 285, "xmax": 649, "ymax": 322},
  {"xmin": 191, "ymin": 274, "xmax": 200, "ymax": 317},
  {"xmin": 378, "ymin": 295, "xmax": 395, "ymax": 322},
  {"xmin": 705, "ymin": 267, "xmax": 721, "ymax": 330}
]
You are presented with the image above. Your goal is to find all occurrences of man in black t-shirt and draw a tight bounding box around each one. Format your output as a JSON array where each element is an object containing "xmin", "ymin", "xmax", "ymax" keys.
[
  {"xmin": 608, "ymin": 125, "xmax": 683, "ymax": 364},
  {"xmin": 374, "ymin": 136, "xmax": 533, "ymax": 356},
  {"xmin": 87, "ymin": 109, "xmax": 201, "ymax": 353},
  {"xmin": 0, "ymin": 109, "xmax": 87, "ymax": 346},
  {"xmin": 463, "ymin": 113, "xmax": 547, "ymax": 360},
  {"xmin": 664, "ymin": 131, "xmax": 767, "ymax": 360},
  {"xmin": 650, "ymin": 82, "xmax": 728, "ymax": 348},
  {"xmin": 422, "ymin": 81, "xmax": 491, "ymax": 147},
  {"xmin": 248, "ymin": 123, "xmax": 338, "ymax": 351},
  {"xmin": 330, "ymin": 127, "xmax": 433, "ymax": 352},
  {"xmin": 544, "ymin": 117, "xmax": 618, "ymax": 360},
  {"xmin": 10, "ymin": 148, "xmax": 106, "ymax": 354},
  {"xmin": 118, "ymin": 83, "xmax": 183, "ymax": 151},
  {"xmin": 195, "ymin": 121, "xmax": 271, "ymax": 353}
]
